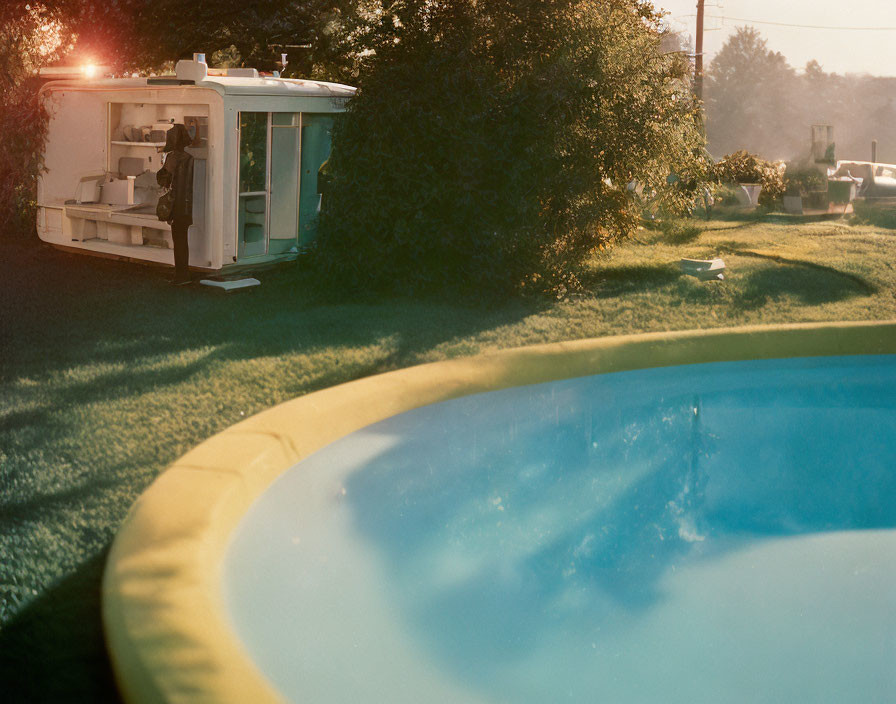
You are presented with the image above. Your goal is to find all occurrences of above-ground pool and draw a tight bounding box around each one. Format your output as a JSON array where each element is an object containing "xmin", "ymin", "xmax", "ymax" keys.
[
  {"xmin": 223, "ymin": 355, "xmax": 896, "ymax": 703},
  {"xmin": 102, "ymin": 322, "xmax": 896, "ymax": 703}
]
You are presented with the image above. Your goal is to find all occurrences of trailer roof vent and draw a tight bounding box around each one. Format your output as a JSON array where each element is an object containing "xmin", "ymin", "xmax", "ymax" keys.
[
  {"xmin": 223, "ymin": 68, "xmax": 260, "ymax": 78},
  {"xmin": 175, "ymin": 57, "xmax": 208, "ymax": 83}
]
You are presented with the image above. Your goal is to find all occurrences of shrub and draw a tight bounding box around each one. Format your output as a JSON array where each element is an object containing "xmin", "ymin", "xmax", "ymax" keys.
[
  {"xmin": 783, "ymin": 165, "xmax": 827, "ymax": 196},
  {"xmin": 315, "ymin": 0, "xmax": 707, "ymax": 297},
  {"xmin": 0, "ymin": 78, "xmax": 48, "ymax": 237},
  {"xmin": 0, "ymin": 7, "xmax": 56, "ymax": 238},
  {"xmin": 712, "ymin": 150, "xmax": 785, "ymax": 207}
]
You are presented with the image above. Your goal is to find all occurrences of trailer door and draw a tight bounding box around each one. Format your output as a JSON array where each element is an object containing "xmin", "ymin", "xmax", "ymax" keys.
[
  {"xmin": 237, "ymin": 111, "xmax": 301, "ymax": 258},
  {"xmin": 298, "ymin": 115, "xmax": 334, "ymax": 248}
]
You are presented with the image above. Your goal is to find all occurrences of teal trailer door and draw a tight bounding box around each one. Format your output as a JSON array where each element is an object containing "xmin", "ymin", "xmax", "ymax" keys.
[{"xmin": 298, "ymin": 115, "xmax": 334, "ymax": 248}]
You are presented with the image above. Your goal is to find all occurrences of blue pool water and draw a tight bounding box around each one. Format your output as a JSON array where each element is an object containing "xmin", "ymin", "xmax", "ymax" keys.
[{"xmin": 224, "ymin": 355, "xmax": 896, "ymax": 703}]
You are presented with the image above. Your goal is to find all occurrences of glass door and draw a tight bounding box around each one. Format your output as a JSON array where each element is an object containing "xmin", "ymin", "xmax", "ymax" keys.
[
  {"xmin": 237, "ymin": 112, "xmax": 304, "ymax": 257},
  {"xmin": 238, "ymin": 112, "xmax": 269, "ymax": 257},
  {"xmin": 298, "ymin": 115, "xmax": 335, "ymax": 248}
]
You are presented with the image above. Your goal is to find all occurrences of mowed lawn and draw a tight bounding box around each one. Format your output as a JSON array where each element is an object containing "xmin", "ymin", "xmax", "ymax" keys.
[{"xmin": 2, "ymin": 216, "xmax": 895, "ymax": 701}]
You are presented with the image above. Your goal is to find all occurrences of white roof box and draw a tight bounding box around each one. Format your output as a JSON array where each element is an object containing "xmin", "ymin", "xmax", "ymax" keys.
[
  {"xmin": 175, "ymin": 58, "xmax": 208, "ymax": 82},
  {"xmin": 219, "ymin": 68, "xmax": 259, "ymax": 78},
  {"xmin": 176, "ymin": 57, "xmax": 260, "ymax": 83}
]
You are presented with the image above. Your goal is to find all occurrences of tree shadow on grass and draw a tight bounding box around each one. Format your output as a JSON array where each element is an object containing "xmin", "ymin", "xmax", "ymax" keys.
[
  {"xmin": 671, "ymin": 277, "xmax": 725, "ymax": 305},
  {"xmin": 701, "ymin": 222, "xmax": 753, "ymax": 233},
  {"xmin": 712, "ymin": 238, "xmax": 756, "ymax": 252},
  {"xmin": 580, "ymin": 264, "xmax": 680, "ymax": 299},
  {"xmin": 732, "ymin": 259, "xmax": 877, "ymax": 311},
  {"xmin": 1, "ymin": 477, "xmax": 121, "ymax": 526},
  {"xmin": 1, "ymin": 355, "xmax": 214, "ymax": 437},
  {"xmin": 704, "ymin": 206, "xmax": 769, "ymax": 223},
  {"xmin": 0, "ymin": 242, "xmax": 547, "ymax": 382},
  {"xmin": 0, "ymin": 550, "xmax": 121, "ymax": 703}
]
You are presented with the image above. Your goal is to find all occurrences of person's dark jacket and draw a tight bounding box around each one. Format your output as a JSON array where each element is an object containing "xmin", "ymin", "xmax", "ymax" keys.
[{"xmin": 156, "ymin": 124, "xmax": 194, "ymax": 224}]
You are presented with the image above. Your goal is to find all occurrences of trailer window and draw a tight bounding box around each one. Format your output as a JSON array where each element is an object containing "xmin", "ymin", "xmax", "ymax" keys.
[{"xmin": 239, "ymin": 112, "xmax": 268, "ymax": 193}]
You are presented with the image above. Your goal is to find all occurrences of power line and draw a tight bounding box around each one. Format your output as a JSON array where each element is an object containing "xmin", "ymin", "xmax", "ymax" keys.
[
  {"xmin": 677, "ymin": 13, "xmax": 896, "ymax": 31},
  {"xmin": 715, "ymin": 14, "xmax": 896, "ymax": 30}
]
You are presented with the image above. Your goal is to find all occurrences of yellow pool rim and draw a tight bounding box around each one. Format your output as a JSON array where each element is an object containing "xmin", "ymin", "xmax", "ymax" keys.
[{"xmin": 102, "ymin": 320, "xmax": 896, "ymax": 703}]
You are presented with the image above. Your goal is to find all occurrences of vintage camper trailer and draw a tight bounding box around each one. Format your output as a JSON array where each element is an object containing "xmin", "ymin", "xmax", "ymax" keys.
[
  {"xmin": 36, "ymin": 57, "xmax": 354, "ymax": 273},
  {"xmin": 830, "ymin": 160, "xmax": 896, "ymax": 199}
]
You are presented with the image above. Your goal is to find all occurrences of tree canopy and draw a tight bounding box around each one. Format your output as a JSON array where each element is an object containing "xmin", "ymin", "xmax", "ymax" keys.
[
  {"xmin": 704, "ymin": 27, "xmax": 799, "ymax": 160},
  {"xmin": 0, "ymin": 0, "xmax": 362, "ymax": 79},
  {"xmin": 316, "ymin": 0, "xmax": 707, "ymax": 297},
  {"xmin": 118, "ymin": 0, "xmax": 363, "ymax": 80},
  {"xmin": 705, "ymin": 26, "xmax": 896, "ymax": 164},
  {"xmin": 0, "ymin": 3, "xmax": 78, "ymax": 235}
]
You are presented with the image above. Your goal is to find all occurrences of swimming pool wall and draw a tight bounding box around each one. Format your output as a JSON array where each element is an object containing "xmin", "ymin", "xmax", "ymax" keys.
[{"xmin": 101, "ymin": 320, "xmax": 896, "ymax": 703}]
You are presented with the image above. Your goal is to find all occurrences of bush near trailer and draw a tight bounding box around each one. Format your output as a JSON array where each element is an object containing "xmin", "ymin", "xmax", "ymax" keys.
[
  {"xmin": 316, "ymin": 0, "xmax": 707, "ymax": 297},
  {"xmin": 712, "ymin": 150, "xmax": 785, "ymax": 208},
  {"xmin": 0, "ymin": 7, "xmax": 55, "ymax": 238},
  {"xmin": 783, "ymin": 165, "xmax": 827, "ymax": 196},
  {"xmin": 0, "ymin": 80, "xmax": 48, "ymax": 238}
]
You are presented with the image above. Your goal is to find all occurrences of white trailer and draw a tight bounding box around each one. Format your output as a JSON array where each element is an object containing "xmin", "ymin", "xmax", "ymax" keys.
[{"xmin": 37, "ymin": 57, "xmax": 354, "ymax": 273}]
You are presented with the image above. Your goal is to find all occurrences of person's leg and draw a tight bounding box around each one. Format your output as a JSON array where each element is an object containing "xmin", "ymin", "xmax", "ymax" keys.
[{"xmin": 171, "ymin": 219, "xmax": 190, "ymax": 283}]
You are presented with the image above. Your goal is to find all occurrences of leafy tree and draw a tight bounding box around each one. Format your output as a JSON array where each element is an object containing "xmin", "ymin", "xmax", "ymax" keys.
[
  {"xmin": 0, "ymin": 4, "xmax": 71, "ymax": 236},
  {"xmin": 121, "ymin": 0, "xmax": 367, "ymax": 81},
  {"xmin": 0, "ymin": 1, "xmax": 141, "ymax": 69},
  {"xmin": 0, "ymin": 0, "xmax": 363, "ymax": 78},
  {"xmin": 704, "ymin": 26, "xmax": 801, "ymax": 160},
  {"xmin": 706, "ymin": 30, "xmax": 896, "ymax": 166},
  {"xmin": 316, "ymin": 0, "xmax": 707, "ymax": 297}
]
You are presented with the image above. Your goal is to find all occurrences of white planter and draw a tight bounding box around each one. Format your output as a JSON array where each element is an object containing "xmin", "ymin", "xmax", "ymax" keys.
[{"xmin": 735, "ymin": 183, "xmax": 763, "ymax": 208}]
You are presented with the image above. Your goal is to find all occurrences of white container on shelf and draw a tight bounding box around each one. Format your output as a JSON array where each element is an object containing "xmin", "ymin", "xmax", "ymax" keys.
[{"xmin": 101, "ymin": 177, "xmax": 135, "ymax": 205}]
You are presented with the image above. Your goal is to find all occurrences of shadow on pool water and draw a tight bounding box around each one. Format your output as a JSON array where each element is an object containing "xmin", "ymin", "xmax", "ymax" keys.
[{"xmin": 343, "ymin": 356, "xmax": 896, "ymax": 686}]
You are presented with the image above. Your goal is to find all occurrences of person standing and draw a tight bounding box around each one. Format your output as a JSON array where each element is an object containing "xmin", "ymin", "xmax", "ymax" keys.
[{"xmin": 157, "ymin": 124, "xmax": 194, "ymax": 285}]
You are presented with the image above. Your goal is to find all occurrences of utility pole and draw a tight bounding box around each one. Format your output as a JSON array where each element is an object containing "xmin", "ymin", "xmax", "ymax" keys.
[{"xmin": 695, "ymin": 0, "xmax": 705, "ymax": 103}]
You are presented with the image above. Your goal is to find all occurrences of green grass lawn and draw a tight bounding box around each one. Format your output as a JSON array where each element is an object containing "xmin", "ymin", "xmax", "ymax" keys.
[{"xmin": 2, "ymin": 217, "xmax": 895, "ymax": 701}]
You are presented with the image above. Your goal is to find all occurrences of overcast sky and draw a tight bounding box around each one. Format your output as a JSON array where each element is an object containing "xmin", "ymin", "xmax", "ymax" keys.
[{"xmin": 655, "ymin": 0, "xmax": 896, "ymax": 76}]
